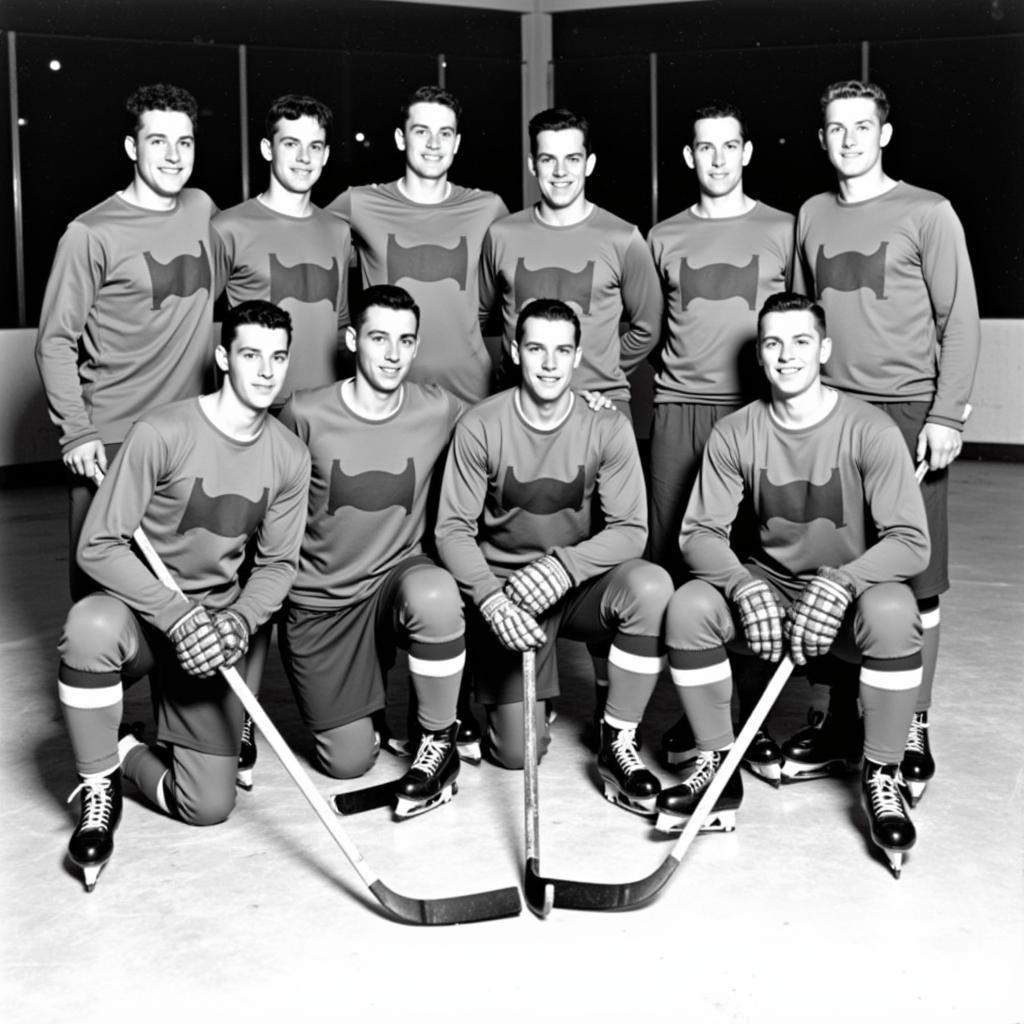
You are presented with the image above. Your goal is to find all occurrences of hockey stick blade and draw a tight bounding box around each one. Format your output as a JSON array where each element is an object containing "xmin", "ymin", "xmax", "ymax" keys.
[
  {"xmin": 111, "ymin": 481, "xmax": 523, "ymax": 925},
  {"xmin": 331, "ymin": 780, "xmax": 399, "ymax": 815},
  {"xmin": 526, "ymin": 657, "xmax": 795, "ymax": 913}
]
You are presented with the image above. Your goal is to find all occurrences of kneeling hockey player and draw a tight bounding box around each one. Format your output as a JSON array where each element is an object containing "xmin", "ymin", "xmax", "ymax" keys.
[
  {"xmin": 58, "ymin": 300, "xmax": 310, "ymax": 891},
  {"xmin": 659, "ymin": 291, "xmax": 929, "ymax": 877},
  {"xmin": 435, "ymin": 298, "xmax": 673, "ymax": 816},
  {"xmin": 277, "ymin": 285, "xmax": 468, "ymax": 818}
]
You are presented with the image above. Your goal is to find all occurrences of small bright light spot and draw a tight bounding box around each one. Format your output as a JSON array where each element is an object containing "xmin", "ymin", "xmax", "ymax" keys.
[
  {"xmin": 17, "ymin": 117, "xmax": 27, "ymax": 127},
  {"xmin": 354, "ymin": 131, "xmax": 365, "ymax": 143},
  {"xmin": 778, "ymin": 137, "xmax": 786, "ymax": 145},
  {"xmin": 49, "ymin": 59, "xmax": 62, "ymax": 71}
]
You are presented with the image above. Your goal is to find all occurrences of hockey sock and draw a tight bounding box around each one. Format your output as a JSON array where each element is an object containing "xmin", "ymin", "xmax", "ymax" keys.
[
  {"xmin": 409, "ymin": 638, "xmax": 466, "ymax": 733},
  {"xmin": 732, "ymin": 654, "xmax": 772, "ymax": 724},
  {"xmin": 668, "ymin": 646, "xmax": 734, "ymax": 752},
  {"xmin": 58, "ymin": 668, "xmax": 123, "ymax": 777},
  {"xmin": 859, "ymin": 655, "xmax": 922, "ymax": 764},
  {"xmin": 604, "ymin": 635, "xmax": 662, "ymax": 723},
  {"xmin": 916, "ymin": 597, "xmax": 940, "ymax": 712},
  {"xmin": 120, "ymin": 743, "xmax": 174, "ymax": 814}
]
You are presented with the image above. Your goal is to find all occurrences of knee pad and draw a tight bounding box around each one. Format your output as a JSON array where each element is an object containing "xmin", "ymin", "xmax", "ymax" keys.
[
  {"xmin": 399, "ymin": 565, "xmax": 464, "ymax": 642},
  {"xmin": 315, "ymin": 718, "xmax": 380, "ymax": 779},
  {"xmin": 59, "ymin": 595, "xmax": 139, "ymax": 672},
  {"xmin": 665, "ymin": 580, "xmax": 733, "ymax": 650},
  {"xmin": 855, "ymin": 584, "xmax": 922, "ymax": 660},
  {"xmin": 617, "ymin": 560, "xmax": 674, "ymax": 631}
]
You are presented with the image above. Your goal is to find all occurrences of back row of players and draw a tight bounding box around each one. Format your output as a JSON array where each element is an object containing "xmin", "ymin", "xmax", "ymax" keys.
[{"xmin": 38, "ymin": 80, "xmax": 977, "ymax": 891}]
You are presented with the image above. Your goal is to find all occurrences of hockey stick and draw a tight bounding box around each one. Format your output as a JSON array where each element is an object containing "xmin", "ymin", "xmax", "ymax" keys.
[
  {"xmin": 522, "ymin": 649, "xmax": 554, "ymax": 918},
  {"xmin": 99, "ymin": 474, "xmax": 521, "ymax": 924},
  {"xmin": 524, "ymin": 656, "xmax": 795, "ymax": 913}
]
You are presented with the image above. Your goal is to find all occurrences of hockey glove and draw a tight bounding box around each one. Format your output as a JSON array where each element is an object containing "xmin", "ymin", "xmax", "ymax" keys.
[
  {"xmin": 211, "ymin": 608, "xmax": 250, "ymax": 668},
  {"xmin": 784, "ymin": 567, "xmax": 857, "ymax": 666},
  {"xmin": 480, "ymin": 592, "xmax": 547, "ymax": 653},
  {"xmin": 503, "ymin": 554, "xmax": 573, "ymax": 617},
  {"xmin": 167, "ymin": 604, "xmax": 227, "ymax": 678},
  {"xmin": 734, "ymin": 578, "xmax": 784, "ymax": 662}
]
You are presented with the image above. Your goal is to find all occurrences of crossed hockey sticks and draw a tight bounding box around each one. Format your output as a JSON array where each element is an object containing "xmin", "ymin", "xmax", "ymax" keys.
[
  {"xmin": 523, "ymin": 647, "xmax": 795, "ymax": 917},
  {"xmin": 95, "ymin": 472, "xmax": 521, "ymax": 925}
]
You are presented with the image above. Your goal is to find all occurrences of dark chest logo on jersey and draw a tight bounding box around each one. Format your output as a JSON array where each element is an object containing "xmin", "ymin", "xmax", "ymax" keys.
[
  {"xmin": 500, "ymin": 464, "xmax": 585, "ymax": 515},
  {"xmin": 143, "ymin": 241, "xmax": 212, "ymax": 311},
  {"xmin": 815, "ymin": 243, "xmax": 888, "ymax": 300},
  {"xmin": 386, "ymin": 235, "xmax": 468, "ymax": 290},
  {"xmin": 679, "ymin": 255, "xmax": 759, "ymax": 310},
  {"xmin": 176, "ymin": 478, "xmax": 269, "ymax": 538},
  {"xmin": 269, "ymin": 253, "xmax": 339, "ymax": 308},
  {"xmin": 327, "ymin": 458, "xmax": 415, "ymax": 515},
  {"xmin": 758, "ymin": 467, "xmax": 845, "ymax": 528},
  {"xmin": 513, "ymin": 259, "xmax": 595, "ymax": 315}
]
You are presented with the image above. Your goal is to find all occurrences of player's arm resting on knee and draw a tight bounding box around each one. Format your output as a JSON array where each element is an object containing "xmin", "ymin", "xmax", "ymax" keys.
[
  {"xmin": 784, "ymin": 567, "xmax": 856, "ymax": 666},
  {"xmin": 504, "ymin": 554, "xmax": 573, "ymax": 616},
  {"xmin": 168, "ymin": 604, "xmax": 228, "ymax": 677},
  {"xmin": 733, "ymin": 577, "xmax": 784, "ymax": 662}
]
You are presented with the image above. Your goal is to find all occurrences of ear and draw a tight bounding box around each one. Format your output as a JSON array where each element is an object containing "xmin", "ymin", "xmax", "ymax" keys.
[
  {"xmin": 511, "ymin": 340, "xmax": 521, "ymax": 365},
  {"xmin": 452, "ymin": 133, "xmax": 461, "ymax": 155},
  {"xmin": 259, "ymin": 137, "xmax": 273, "ymax": 163},
  {"xmin": 682, "ymin": 145, "xmax": 696, "ymax": 170},
  {"xmin": 394, "ymin": 127, "xmax": 406, "ymax": 152},
  {"xmin": 584, "ymin": 152, "xmax": 596, "ymax": 177},
  {"xmin": 572, "ymin": 345, "xmax": 583, "ymax": 369},
  {"xmin": 818, "ymin": 128, "xmax": 826, "ymax": 151},
  {"xmin": 214, "ymin": 344, "xmax": 230, "ymax": 373},
  {"xmin": 124, "ymin": 134, "xmax": 138, "ymax": 162},
  {"xmin": 742, "ymin": 140, "xmax": 753, "ymax": 166},
  {"xmin": 322, "ymin": 144, "xmax": 331, "ymax": 167},
  {"xmin": 527, "ymin": 154, "xmax": 537, "ymax": 179},
  {"xmin": 819, "ymin": 335, "xmax": 833, "ymax": 365},
  {"xmin": 880, "ymin": 122, "xmax": 893, "ymax": 148},
  {"xmin": 344, "ymin": 326, "xmax": 358, "ymax": 354}
]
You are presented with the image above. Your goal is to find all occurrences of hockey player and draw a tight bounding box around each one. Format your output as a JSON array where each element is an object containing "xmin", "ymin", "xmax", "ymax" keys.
[
  {"xmin": 478, "ymin": 108, "xmax": 662, "ymax": 412},
  {"xmin": 213, "ymin": 94, "xmax": 351, "ymax": 405},
  {"xmin": 658, "ymin": 292, "xmax": 929, "ymax": 877},
  {"xmin": 328, "ymin": 85, "xmax": 507, "ymax": 405},
  {"xmin": 791, "ymin": 81, "xmax": 979, "ymax": 803},
  {"xmin": 36, "ymin": 83, "xmax": 217, "ymax": 599},
  {"xmin": 647, "ymin": 102, "xmax": 793, "ymax": 777},
  {"xmin": 277, "ymin": 285, "xmax": 468, "ymax": 817},
  {"xmin": 435, "ymin": 299, "xmax": 673, "ymax": 817},
  {"xmin": 57, "ymin": 300, "xmax": 311, "ymax": 891}
]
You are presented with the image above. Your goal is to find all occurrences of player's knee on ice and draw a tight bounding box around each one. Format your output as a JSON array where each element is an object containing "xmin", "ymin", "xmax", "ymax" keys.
[
  {"xmin": 314, "ymin": 718, "xmax": 380, "ymax": 778},
  {"xmin": 484, "ymin": 701, "xmax": 550, "ymax": 770},
  {"xmin": 168, "ymin": 750, "xmax": 238, "ymax": 826}
]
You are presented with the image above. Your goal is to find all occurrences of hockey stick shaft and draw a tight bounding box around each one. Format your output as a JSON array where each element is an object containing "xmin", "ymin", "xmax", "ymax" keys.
[{"xmin": 523, "ymin": 650, "xmax": 540, "ymax": 864}]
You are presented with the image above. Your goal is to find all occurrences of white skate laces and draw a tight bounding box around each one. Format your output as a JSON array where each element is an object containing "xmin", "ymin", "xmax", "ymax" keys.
[
  {"xmin": 905, "ymin": 714, "xmax": 928, "ymax": 755},
  {"xmin": 67, "ymin": 776, "xmax": 115, "ymax": 828},
  {"xmin": 412, "ymin": 733, "xmax": 451, "ymax": 774},
  {"xmin": 865, "ymin": 767, "xmax": 905, "ymax": 818},
  {"xmin": 610, "ymin": 728, "xmax": 645, "ymax": 774},
  {"xmin": 686, "ymin": 751, "xmax": 721, "ymax": 793}
]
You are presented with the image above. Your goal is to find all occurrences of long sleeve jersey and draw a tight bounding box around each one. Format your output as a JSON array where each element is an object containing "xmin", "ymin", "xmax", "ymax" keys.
[
  {"xmin": 279, "ymin": 382, "xmax": 463, "ymax": 609},
  {"xmin": 648, "ymin": 202, "xmax": 793, "ymax": 404},
  {"xmin": 328, "ymin": 182, "xmax": 507, "ymax": 404},
  {"xmin": 436, "ymin": 390, "xmax": 648, "ymax": 607},
  {"xmin": 35, "ymin": 190, "xmax": 217, "ymax": 454},
  {"xmin": 478, "ymin": 205, "xmax": 663, "ymax": 401},
  {"xmin": 212, "ymin": 198, "xmax": 351, "ymax": 401},
  {"xmin": 681, "ymin": 392, "xmax": 930, "ymax": 599},
  {"xmin": 793, "ymin": 182, "xmax": 979, "ymax": 429},
  {"xmin": 78, "ymin": 398, "xmax": 310, "ymax": 634}
]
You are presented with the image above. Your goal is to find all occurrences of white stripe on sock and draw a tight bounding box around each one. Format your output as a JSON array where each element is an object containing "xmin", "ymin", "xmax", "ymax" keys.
[
  {"xmin": 408, "ymin": 652, "xmax": 466, "ymax": 678},
  {"xmin": 59, "ymin": 680, "xmax": 122, "ymax": 709},
  {"xmin": 670, "ymin": 662, "xmax": 731, "ymax": 688},
  {"xmin": 608, "ymin": 646, "xmax": 665, "ymax": 675},
  {"xmin": 861, "ymin": 666, "xmax": 922, "ymax": 692}
]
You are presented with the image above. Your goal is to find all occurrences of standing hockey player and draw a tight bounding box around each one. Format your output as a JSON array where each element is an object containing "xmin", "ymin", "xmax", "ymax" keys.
[
  {"xmin": 435, "ymin": 299, "xmax": 673, "ymax": 816},
  {"xmin": 647, "ymin": 102, "xmax": 793, "ymax": 776},
  {"xmin": 213, "ymin": 94, "xmax": 351, "ymax": 404},
  {"xmin": 792, "ymin": 81, "xmax": 979, "ymax": 803},
  {"xmin": 328, "ymin": 85, "xmax": 507, "ymax": 404},
  {"xmin": 659, "ymin": 292, "xmax": 929, "ymax": 877},
  {"xmin": 57, "ymin": 301, "xmax": 310, "ymax": 891},
  {"xmin": 36, "ymin": 83, "xmax": 217, "ymax": 599},
  {"xmin": 478, "ymin": 108, "xmax": 662, "ymax": 412},
  {"xmin": 277, "ymin": 285, "xmax": 468, "ymax": 816}
]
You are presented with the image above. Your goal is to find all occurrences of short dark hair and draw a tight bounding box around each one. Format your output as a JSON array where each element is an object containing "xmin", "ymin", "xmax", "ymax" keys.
[
  {"xmin": 820, "ymin": 80, "xmax": 890, "ymax": 124},
  {"xmin": 222, "ymin": 300, "xmax": 293, "ymax": 352},
  {"xmin": 124, "ymin": 84, "xmax": 198, "ymax": 141},
  {"xmin": 692, "ymin": 102, "xmax": 748, "ymax": 143},
  {"xmin": 264, "ymin": 94, "xmax": 333, "ymax": 143},
  {"xmin": 353, "ymin": 284, "xmax": 421, "ymax": 334},
  {"xmin": 515, "ymin": 298, "xmax": 582, "ymax": 348},
  {"xmin": 528, "ymin": 108, "xmax": 591, "ymax": 158},
  {"xmin": 400, "ymin": 85, "xmax": 462, "ymax": 131},
  {"xmin": 757, "ymin": 291, "xmax": 827, "ymax": 338}
]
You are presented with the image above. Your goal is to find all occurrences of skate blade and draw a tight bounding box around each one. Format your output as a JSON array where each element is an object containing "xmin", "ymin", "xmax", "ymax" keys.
[
  {"xmin": 743, "ymin": 759, "xmax": 782, "ymax": 788},
  {"xmin": 601, "ymin": 780, "xmax": 657, "ymax": 817},
  {"xmin": 79, "ymin": 860, "xmax": 107, "ymax": 893},
  {"xmin": 456, "ymin": 740, "xmax": 482, "ymax": 765},
  {"xmin": 393, "ymin": 781, "xmax": 457, "ymax": 819},
  {"xmin": 901, "ymin": 778, "xmax": 927, "ymax": 806},
  {"xmin": 235, "ymin": 768, "xmax": 254, "ymax": 791},
  {"xmin": 886, "ymin": 850, "xmax": 904, "ymax": 879},
  {"xmin": 779, "ymin": 758, "xmax": 858, "ymax": 783},
  {"xmin": 654, "ymin": 808, "xmax": 737, "ymax": 835}
]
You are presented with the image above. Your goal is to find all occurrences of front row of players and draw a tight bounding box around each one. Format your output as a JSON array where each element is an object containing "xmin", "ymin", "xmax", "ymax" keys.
[{"xmin": 60, "ymin": 287, "xmax": 928, "ymax": 891}]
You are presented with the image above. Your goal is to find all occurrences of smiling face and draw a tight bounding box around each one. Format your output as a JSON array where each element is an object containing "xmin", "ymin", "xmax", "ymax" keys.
[
  {"xmin": 757, "ymin": 309, "xmax": 832, "ymax": 401},
  {"xmin": 529, "ymin": 128, "xmax": 595, "ymax": 213},
  {"xmin": 262, "ymin": 114, "xmax": 329, "ymax": 195},
  {"xmin": 125, "ymin": 108, "xmax": 195, "ymax": 202},
  {"xmin": 216, "ymin": 323, "xmax": 290, "ymax": 412},
  {"xmin": 512, "ymin": 313, "xmax": 582, "ymax": 408},
  {"xmin": 396, "ymin": 101, "xmax": 460, "ymax": 182},
  {"xmin": 346, "ymin": 304, "xmax": 419, "ymax": 396},
  {"xmin": 819, "ymin": 96, "xmax": 892, "ymax": 183},
  {"xmin": 684, "ymin": 115, "xmax": 751, "ymax": 199}
]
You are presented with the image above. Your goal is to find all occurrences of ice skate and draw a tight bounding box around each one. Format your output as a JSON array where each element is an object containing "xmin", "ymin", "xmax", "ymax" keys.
[
  {"xmin": 596, "ymin": 720, "xmax": 660, "ymax": 816},
  {"xmin": 899, "ymin": 710, "xmax": 934, "ymax": 807},
  {"xmin": 660, "ymin": 714, "xmax": 698, "ymax": 768},
  {"xmin": 741, "ymin": 729, "xmax": 783, "ymax": 787},
  {"xmin": 655, "ymin": 749, "xmax": 743, "ymax": 834},
  {"xmin": 394, "ymin": 721, "xmax": 460, "ymax": 818},
  {"xmin": 780, "ymin": 708, "xmax": 862, "ymax": 782},
  {"xmin": 67, "ymin": 770, "xmax": 123, "ymax": 892},
  {"xmin": 237, "ymin": 714, "xmax": 256, "ymax": 791},
  {"xmin": 861, "ymin": 760, "xmax": 915, "ymax": 878},
  {"xmin": 455, "ymin": 707, "xmax": 483, "ymax": 766}
]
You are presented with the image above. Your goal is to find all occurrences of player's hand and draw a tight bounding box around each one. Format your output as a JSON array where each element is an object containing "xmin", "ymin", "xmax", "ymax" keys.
[
  {"xmin": 64, "ymin": 440, "xmax": 108, "ymax": 481},
  {"xmin": 210, "ymin": 608, "xmax": 250, "ymax": 668},
  {"xmin": 579, "ymin": 390, "xmax": 616, "ymax": 413},
  {"xmin": 167, "ymin": 604, "xmax": 227, "ymax": 678},
  {"xmin": 734, "ymin": 578, "xmax": 784, "ymax": 662},
  {"xmin": 480, "ymin": 592, "xmax": 547, "ymax": 652},
  {"xmin": 504, "ymin": 554, "xmax": 573, "ymax": 617},
  {"xmin": 784, "ymin": 567, "xmax": 856, "ymax": 666},
  {"xmin": 916, "ymin": 422, "xmax": 962, "ymax": 472}
]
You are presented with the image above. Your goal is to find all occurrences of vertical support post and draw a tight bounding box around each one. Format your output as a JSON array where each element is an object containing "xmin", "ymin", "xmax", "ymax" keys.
[
  {"xmin": 437, "ymin": 52, "xmax": 446, "ymax": 88},
  {"xmin": 649, "ymin": 51, "xmax": 659, "ymax": 227},
  {"xmin": 7, "ymin": 32, "xmax": 27, "ymax": 327},
  {"xmin": 860, "ymin": 39, "xmax": 870, "ymax": 82},
  {"xmin": 520, "ymin": 10, "xmax": 552, "ymax": 210},
  {"xmin": 238, "ymin": 44, "xmax": 250, "ymax": 201}
]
